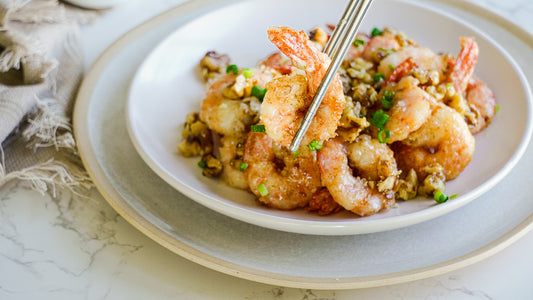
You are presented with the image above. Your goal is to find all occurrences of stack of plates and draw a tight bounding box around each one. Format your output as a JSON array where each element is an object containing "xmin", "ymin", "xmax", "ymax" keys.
[{"xmin": 73, "ymin": 0, "xmax": 533, "ymax": 289}]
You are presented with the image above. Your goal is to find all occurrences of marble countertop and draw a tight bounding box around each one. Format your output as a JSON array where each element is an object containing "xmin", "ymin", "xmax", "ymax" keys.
[{"xmin": 1, "ymin": 0, "xmax": 533, "ymax": 299}]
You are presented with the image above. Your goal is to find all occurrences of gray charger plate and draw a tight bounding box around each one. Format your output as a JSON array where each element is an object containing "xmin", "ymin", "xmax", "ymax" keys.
[{"xmin": 73, "ymin": 0, "xmax": 533, "ymax": 289}]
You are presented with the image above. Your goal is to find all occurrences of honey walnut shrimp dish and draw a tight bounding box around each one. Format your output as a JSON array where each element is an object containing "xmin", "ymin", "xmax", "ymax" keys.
[{"xmin": 178, "ymin": 25, "xmax": 497, "ymax": 217}]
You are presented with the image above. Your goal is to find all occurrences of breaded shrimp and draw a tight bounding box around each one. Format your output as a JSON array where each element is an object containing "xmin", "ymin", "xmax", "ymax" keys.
[
  {"xmin": 219, "ymin": 135, "xmax": 249, "ymax": 190},
  {"xmin": 382, "ymin": 76, "xmax": 435, "ymax": 143},
  {"xmin": 318, "ymin": 138, "xmax": 395, "ymax": 217},
  {"xmin": 259, "ymin": 52, "xmax": 292, "ymax": 75},
  {"xmin": 447, "ymin": 37, "xmax": 479, "ymax": 94},
  {"xmin": 242, "ymin": 131, "xmax": 322, "ymax": 210},
  {"xmin": 378, "ymin": 46, "xmax": 446, "ymax": 79},
  {"xmin": 307, "ymin": 188, "xmax": 342, "ymax": 216},
  {"xmin": 392, "ymin": 103, "xmax": 475, "ymax": 180},
  {"xmin": 361, "ymin": 31, "xmax": 401, "ymax": 61},
  {"xmin": 465, "ymin": 76, "xmax": 497, "ymax": 134},
  {"xmin": 261, "ymin": 26, "xmax": 345, "ymax": 148},
  {"xmin": 346, "ymin": 134, "xmax": 398, "ymax": 181},
  {"xmin": 200, "ymin": 70, "xmax": 273, "ymax": 136}
]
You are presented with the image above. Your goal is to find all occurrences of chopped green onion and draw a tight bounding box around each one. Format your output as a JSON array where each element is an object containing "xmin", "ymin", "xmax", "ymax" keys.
[
  {"xmin": 226, "ymin": 64, "xmax": 238, "ymax": 75},
  {"xmin": 353, "ymin": 39, "xmax": 365, "ymax": 47},
  {"xmin": 377, "ymin": 128, "xmax": 391, "ymax": 144},
  {"xmin": 251, "ymin": 124, "xmax": 266, "ymax": 133},
  {"xmin": 251, "ymin": 85, "xmax": 267, "ymax": 101},
  {"xmin": 381, "ymin": 99, "xmax": 393, "ymax": 109},
  {"xmin": 434, "ymin": 190, "xmax": 449, "ymax": 203},
  {"xmin": 446, "ymin": 82, "xmax": 454, "ymax": 88},
  {"xmin": 371, "ymin": 27, "xmax": 382, "ymax": 37},
  {"xmin": 388, "ymin": 64, "xmax": 395, "ymax": 71},
  {"xmin": 373, "ymin": 73, "xmax": 385, "ymax": 82},
  {"xmin": 495, "ymin": 105, "xmax": 500, "ymax": 114},
  {"xmin": 449, "ymin": 194, "xmax": 459, "ymax": 199},
  {"xmin": 239, "ymin": 162, "xmax": 248, "ymax": 172},
  {"xmin": 242, "ymin": 68, "xmax": 254, "ymax": 78},
  {"xmin": 370, "ymin": 109, "xmax": 390, "ymax": 129},
  {"xmin": 378, "ymin": 47, "xmax": 395, "ymax": 54},
  {"xmin": 258, "ymin": 183, "xmax": 269, "ymax": 196},
  {"xmin": 292, "ymin": 150, "xmax": 300, "ymax": 157},
  {"xmin": 197, "ymin": 160, "xmax": 206, "ymax": 169},
  {"xmin": 381, "ymin": 90, "xmax": 395, "ymax": 109},
  {"xmin": 307, "ymin": 140, "xmax": 323, "ymax": 151}
]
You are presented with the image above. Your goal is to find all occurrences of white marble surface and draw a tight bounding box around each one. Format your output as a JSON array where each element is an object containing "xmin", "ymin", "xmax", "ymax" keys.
[{"xmin": 1, "ymin": 0, "xmax": 533, "ymax": 299}]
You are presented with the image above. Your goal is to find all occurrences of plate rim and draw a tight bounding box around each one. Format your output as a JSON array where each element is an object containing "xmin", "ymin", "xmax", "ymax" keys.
[
  {"xmin": 73, "ymin": 0, "xmax": 533, "ymax": 289},
  {"xmin": 124, "ymin": 0, "xmax": 533, "ymax": 235}
]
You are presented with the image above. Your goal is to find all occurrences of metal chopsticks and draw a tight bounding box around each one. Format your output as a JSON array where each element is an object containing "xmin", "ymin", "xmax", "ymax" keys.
[{"xmin": 288, "ymin": 0, "xmax": 374, "ymax": 152}]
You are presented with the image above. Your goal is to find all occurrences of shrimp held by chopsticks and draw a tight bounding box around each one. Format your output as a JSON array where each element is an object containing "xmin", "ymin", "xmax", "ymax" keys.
[{"xmin": 261, "ymin": 26, "xmax": 346, "ymax": 149}]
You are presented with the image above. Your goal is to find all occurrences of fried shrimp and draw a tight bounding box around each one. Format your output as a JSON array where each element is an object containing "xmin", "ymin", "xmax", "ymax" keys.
[
  {"xmin": 242, "ymin": 131, "xmax": 322, "ymax": 210},
  {"xmin": 361, "ymin": 31, "xmax": 401, "ymax": 62},
  {"xmin": 382, "ymin": 76, "xmax": 435, "ymax": 143},
  {"xmin": 261, "ymin": 26, "xmax": 345, "ymax": 148},
  {"xmin": 392, "ymin": 103, "xmax": 475, "ymax": 180},
  {"xmin": 465, "ymin": 76, "xmax": 497, "ymax": 134},
  {"xmin": 346, "ymin": 134, "xmax": 398, "ymax": 182},
  {"xmin": 318, "ymin": 138, "xmax": 395, "ymax": 217},
  {"xmin": 307, "ymin": 188, "xmax": 342, "ymax": 216},
  {"xmin": 180, "ymin": 26, "xmax": 496, "ymax": 215},
  {"xmin": 200, "ymin": 70, "xmax": 274, "ymax": 136},
  {"xmin": 447, "ymin": 37, "xmax": 479, "ymax": 94},
  {"xmin": 378, "ymin": 46, "xmax": 446, "ymax": 79},
  {"xmin": 219, "ymin": 135, "xmax": 249, "ymax": 190}
]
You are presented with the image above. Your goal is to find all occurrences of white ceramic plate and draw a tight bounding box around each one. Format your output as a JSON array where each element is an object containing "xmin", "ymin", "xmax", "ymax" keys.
[
  {"xmin": 74, "ymin": 0, "xmax": 533, "ymax": 288},
  {"xmin": 125, "ymin": 0, "xmax": 532, "ymax": 235}
]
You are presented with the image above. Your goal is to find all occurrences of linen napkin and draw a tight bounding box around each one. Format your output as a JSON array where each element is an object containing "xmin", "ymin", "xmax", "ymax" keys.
[{"xmin": 0, "ymin": 0, "xmax": 97, "ymax": 195}]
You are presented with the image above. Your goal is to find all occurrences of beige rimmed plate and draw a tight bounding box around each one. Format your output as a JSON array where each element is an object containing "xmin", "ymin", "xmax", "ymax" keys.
[
  {"xmin": 74, "ymin": 0, "xmax": 533, "ymax": 289},
  {"xmin": 124, "ymin": 0, "xmax": 531, "ymax": 235}
]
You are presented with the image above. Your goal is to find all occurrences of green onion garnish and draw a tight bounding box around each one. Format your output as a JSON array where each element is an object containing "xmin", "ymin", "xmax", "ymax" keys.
[
  {"xmin": 258, "ymin": 183, "xmax": 269, "ymax": 196},
  {"xmin": 197, "ymin": 160, "xmax": 206, "ymax": 169},
  {"xmin": 353, "ymin": 39, "xmax": 365, "ymax": 47},
  {"xmin": 378, "ymin": 47, "xmax": 395, "ymax": 55},
  {"xmin": 371, "ymin": 27, "xmax": 382, "ymax": 37},
  {"xmin": 242, "ymin": 68, "xmax": 254, "ymax": 78},
  {"xmin": 226, "ymin": 64, "xmax": 238, "ymax": 75},
  {"xmin": 373, "ymin": 73, "xmax": 385, "ymax": 82},
  {"xmin": 292, "ymin": 150, "xmax": 299, "ymax": 157},
  {"xmin": 370, "ymin": 109, "xmax": 390, "ymax": 129},
  {"xmin": 381, "ymin": 90, "xmax": 395, "ymax": 109},
  {"xmin": 251, "ymin": 124, "xmax": 266, "ymax": 133},
  {"xmin": 495, "ymin": 105, "xmax": 500, "ymax": 114},
  {"xmin": 377, "ymin": 128, "xmax": 391, "ymax": 144},
  {"xmin": 251, "ymin": 85, "xmax": 267, "ymax": 102},
  {"xmin": 434, "ymin": 190, "xmax": 449, "ymax": 203},
  {"xmin": 446, "ymin": 82, "xmax": 454, "ymax": 89},
  {"xmin": 239, "ymin": 162, "xmax": 248, "ymax": 172},
  {"xmin": 307, "ymin": 140, "xmax": 323, "ymax": 151},
  {"xmin": 388, "ymin": 64, "xmax": 395, "ymax": 71}
]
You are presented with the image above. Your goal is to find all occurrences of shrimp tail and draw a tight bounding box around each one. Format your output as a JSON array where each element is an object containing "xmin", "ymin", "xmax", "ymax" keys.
[
  {"xmin": 385, "ymin": 57, "xmax": 418, "ymax": 86},
  {"xmin": 260, "ymin": 52, "xmax": 293, "ymax": 75},
  {"xmin": 448, "ymin": 37, "xmax": 479, "ymax": 94},
  {"xmin": 267, "ymin": 26, "xmax": 321, "ymax": 73}
]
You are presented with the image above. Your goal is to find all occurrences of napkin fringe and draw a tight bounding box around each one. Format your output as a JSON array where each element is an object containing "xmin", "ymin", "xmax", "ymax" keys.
[
  {"xmin": 0, "ymin": 0, "xmax": 100, "ymax": 196},
  {"xmin": 23, "ymin": 97, "xmax": 75, "ymax": 150},
  {"xmin": 0, "ymin": 95, "xmax": 93, "ymax": 196},
  {"xmin": 0, "ymin": 155, "xmax": 92, "ymax": 197}
]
